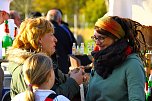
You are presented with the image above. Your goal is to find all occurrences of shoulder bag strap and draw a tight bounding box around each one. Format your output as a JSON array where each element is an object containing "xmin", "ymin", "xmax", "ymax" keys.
[{"xmin": 45, "ymin": 93, "xmax": 58, "ymax": 101}]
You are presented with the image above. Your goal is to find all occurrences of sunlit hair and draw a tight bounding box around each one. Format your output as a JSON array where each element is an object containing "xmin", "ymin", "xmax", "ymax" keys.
[
  {"xmin": 23, "ymin": 53, "xmax": 53, "ymax": 101},
  {"xmin": 12, "ymin": 17, "xmax": 54, "ymax": 52},
  {"xmin": 112, "ymin": 16, "xmax": 147, "ymax": 55}
]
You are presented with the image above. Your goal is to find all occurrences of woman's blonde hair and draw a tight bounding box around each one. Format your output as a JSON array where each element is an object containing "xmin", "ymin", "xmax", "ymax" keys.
[
  {"xmin": 13, "ymin": 17, "xmax": 54, "ymax": 52},
  {"xmin": 23, "ymin": 53, "xmax": 54, "ymax": 101}
]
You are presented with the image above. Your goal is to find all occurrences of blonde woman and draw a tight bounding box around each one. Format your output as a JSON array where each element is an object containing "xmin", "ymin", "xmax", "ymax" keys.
[
  {"xmin": 12, "ymin": 53, "xmax": 69, "ymax": 101},
  {"xmin": 7, "ymin": 17, "xmax": 84, "ymax": 100}
]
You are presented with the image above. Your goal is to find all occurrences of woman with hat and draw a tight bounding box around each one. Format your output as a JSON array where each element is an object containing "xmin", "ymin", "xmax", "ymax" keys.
[{"xmin": 86, "ymin": 16, "xmax": 146, "ymax": 101}]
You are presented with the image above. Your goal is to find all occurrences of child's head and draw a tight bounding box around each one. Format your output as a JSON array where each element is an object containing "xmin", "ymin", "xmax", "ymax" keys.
[{"xmin": 23, "ymin": 53, "xmax": 55, "ymax": 92}]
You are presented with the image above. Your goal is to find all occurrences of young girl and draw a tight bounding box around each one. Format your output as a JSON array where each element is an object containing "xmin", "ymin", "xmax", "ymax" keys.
[{"xmin": 12, "ymin": 53, "xmax": 70, "ymax": 101}]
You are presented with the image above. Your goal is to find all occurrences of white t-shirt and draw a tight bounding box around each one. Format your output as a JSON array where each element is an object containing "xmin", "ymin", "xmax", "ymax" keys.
[{"xmin": 11, "ymin": 89, "xmax": 70, "ymax": 101}]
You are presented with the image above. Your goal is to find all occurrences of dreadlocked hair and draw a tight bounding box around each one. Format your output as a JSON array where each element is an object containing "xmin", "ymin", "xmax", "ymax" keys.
[{"xmin": 112, "ymin": 16, "xmax": 147, "ymax": 62}]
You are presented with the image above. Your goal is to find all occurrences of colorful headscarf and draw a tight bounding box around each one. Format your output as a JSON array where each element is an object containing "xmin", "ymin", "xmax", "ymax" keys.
[{"xmin": 95, "ymin": 15, "xmax": 125, "ymax": 39}]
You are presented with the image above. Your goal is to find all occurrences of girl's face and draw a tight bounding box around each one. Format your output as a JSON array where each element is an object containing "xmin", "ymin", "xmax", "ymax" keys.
[
  {"xmin": 92, "ymin": 30, "xmax": 115, "ymax": 51},
  {"xmin": 39, "ymin": 32, "xmax": 57, "ymax": 56}
]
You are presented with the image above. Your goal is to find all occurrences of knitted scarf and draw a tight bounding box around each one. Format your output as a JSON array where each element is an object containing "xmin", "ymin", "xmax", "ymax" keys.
[{"xmin": 92, "ymin": 39, "xmax": 132, "ymax": 79}]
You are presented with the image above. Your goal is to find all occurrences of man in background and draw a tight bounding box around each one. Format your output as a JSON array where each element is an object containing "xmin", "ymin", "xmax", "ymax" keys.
[
  {"xmin": 0, "ymin": 10, "xmax": 9, "ymax": 24},
  {"xmin": 58, "ymin": 9, "xmax": 77, "ymax": 54},
  {"xmin": 29, "ymin": 11, "xmax": 42, "ymax": 18},
  {"xmin": 9, "ymin": 10, "xmax": 21, "ymax": 28},
  {"xmin": 46, "ymin": 9, "xmax": 74, "ymax": 74}
]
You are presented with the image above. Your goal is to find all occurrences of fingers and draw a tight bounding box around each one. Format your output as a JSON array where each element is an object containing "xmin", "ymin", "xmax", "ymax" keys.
[
  {"xmin": 79, "ymin": 66, "xmax": 85, "ymax": 69},
  {"xmin": 78, "ymin": 68, "xmax": 85, "ymax": 75},
  {"xmin": 78, "ymin": 69, "xmax": 88, "ymax": 82},
  {"xmin": 83, "ymin": 76, "xmax": 87, "ymax": 82},
  {"xmin": 70, "ymin": 68, "xmax": 80, "ymax": 74},
  {"xmin": 69, "ymin": 67, "xmax": 89, "ymax": 84}
]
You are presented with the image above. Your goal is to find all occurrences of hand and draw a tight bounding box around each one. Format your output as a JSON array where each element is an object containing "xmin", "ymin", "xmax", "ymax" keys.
[
  {"xmin": 70, "ymin": 68, "xmax": 85, "ymax": 85},
  {"xmin": 69, "ymin": 68, "xmax": 80, "ymax": 73}
]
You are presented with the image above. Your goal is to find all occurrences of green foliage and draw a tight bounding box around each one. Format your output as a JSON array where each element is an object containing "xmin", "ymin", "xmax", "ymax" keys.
[
  {"xmin": 10, "ymin": 0, "xmax": 107, "ymax": 27},
  {"xmin": 80, "ymin": 0, "xmax": 107, "ymax": 27},
  {"xmin": 10, "ymin": 0, "xmax": 33, "ymax": 18}
]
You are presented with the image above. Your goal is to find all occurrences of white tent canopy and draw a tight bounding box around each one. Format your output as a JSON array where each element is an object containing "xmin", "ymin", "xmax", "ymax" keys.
[{"xmin": 107, "ymin": 0, "xmax": 152, "ymax": 26}]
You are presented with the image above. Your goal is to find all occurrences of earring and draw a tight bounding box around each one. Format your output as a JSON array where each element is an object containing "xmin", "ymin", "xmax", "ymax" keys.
[
  {"xmin": 114, "ymin": 39, "xmax": 118, "ymax": 42},
  {"xmin": 38, "ymin": 44, "xmax": 42, "ymax": 52}
]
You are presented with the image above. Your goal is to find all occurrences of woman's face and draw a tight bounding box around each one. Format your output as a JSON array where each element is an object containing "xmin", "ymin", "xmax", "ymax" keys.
[
  {"xmin": 39, "ymin": 32, "xmax": 57, "ymax": 56},
  {"xmin": 93, "ymin": 30, "xmax": 115, "ymax": 51}
]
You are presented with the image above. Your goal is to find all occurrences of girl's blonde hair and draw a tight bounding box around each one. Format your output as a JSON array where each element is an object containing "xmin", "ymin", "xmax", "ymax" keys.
[
  {"xmin": 23, "ymin": 53, "xmax": 54, "ymax": 101},
  {"xmin": 13, "ymin": 17, "xmax": 54, "ymax": 52}
]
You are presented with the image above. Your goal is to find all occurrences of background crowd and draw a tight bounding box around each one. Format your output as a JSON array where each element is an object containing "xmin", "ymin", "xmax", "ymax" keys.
[{"xmin": 0, "ymin": 0, "xmax": 150, "ymax": 101}]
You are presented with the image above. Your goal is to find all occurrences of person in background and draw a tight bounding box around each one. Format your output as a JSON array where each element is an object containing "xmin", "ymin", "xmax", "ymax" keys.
[
  {"xmin": 9, "ymin": 10, "xmax": 21, "ymax": 28},
  {"xmin": 0, "ymin": 0, "xmax": 11, "ymax": 98},
  {"xmin": 46, "ymin": 9, "xmax": 74, "ymax": 74},
  {"xmin": 86, "ymin": 15, "xmax": 146, "ymax": 101},
  {"xmin": 0, "ymin": 10, "xmax": 9, "ymax": 24},
  {"xmin": 12, "ymin": 53, "xmax": 70, "ymax": 101},
  {"xmin": 0, "ymin": 10, "xmax": 5, "ymax": 99},
  {"xmin": 0, "ymin": 67, "xmax": 4, "ymax": 99},
  {"xmin": 57, "ymin": 8, "xmax": 77, "ymax": 51},
  {"xmin": 29, "ymin": 11, "xmax": 42, "ymax": 18}
]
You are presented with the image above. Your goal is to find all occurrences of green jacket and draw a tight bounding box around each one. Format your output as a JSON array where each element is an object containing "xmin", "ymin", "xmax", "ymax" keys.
[
  {"xmin": 86, "ymin": 53, "xmax": 146, "ymax": 101},
  {"xmin": 7, "ymin": 48, "xmax": 80, "ymax": 100}
]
